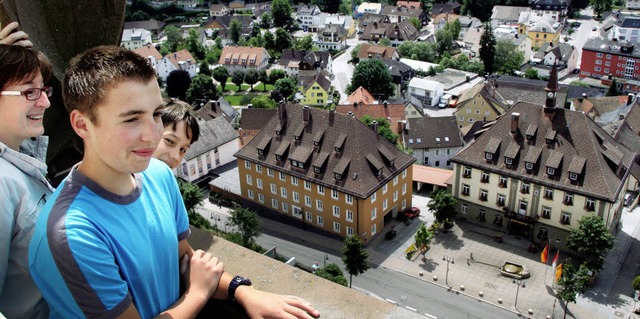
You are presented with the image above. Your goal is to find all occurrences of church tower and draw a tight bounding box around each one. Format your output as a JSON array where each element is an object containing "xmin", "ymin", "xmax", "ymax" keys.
[{"xmin": 544, "ymin": 63, "xmax": 558, "ymax": 113}]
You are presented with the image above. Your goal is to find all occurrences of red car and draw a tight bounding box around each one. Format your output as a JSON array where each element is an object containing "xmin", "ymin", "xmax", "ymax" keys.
[{"xmin": 404, "ymin": 207, "xmax": 421, "ymax": 219}]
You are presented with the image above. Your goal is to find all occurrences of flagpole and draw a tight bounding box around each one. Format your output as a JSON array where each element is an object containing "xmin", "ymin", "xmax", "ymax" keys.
[{"xmin": 544, "ymin": 240, "xmax": 550, "ymax": 284}]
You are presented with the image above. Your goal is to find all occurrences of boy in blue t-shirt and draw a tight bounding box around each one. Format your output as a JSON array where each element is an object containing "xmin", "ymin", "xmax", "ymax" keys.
[{"xmin": 28, "ymin": 45, "xmax": 320, "ymax": 319}]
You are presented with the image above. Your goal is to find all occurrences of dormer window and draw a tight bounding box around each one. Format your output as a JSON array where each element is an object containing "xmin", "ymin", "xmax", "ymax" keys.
[
  {"xmin": 258, "ymin": 149, "xmax": 264, "ymax": 156},
  {"xmin": 276, "ymin": 154, "xmax": 282, "ymax": 161},
  {"xmin": 569, "ymin": 172, "xmax": 578, "ymax": 181},
  {"xmin": 377, "ymin": 168, "xmax": 383, "ymax": 176},
  {"xmin": 335, "ymin": 173, "xmax": 342, "ymax": 180},
  {"xmin": 485, "ymin": 152, "xmax": 493, "ymax": 160},
  {"xmin": 314, "ymin": 166, "xmax": 322, "ymax": 173},
  {"xmin": 546, "ymin": 167, "xmax": 555, "ymax": 176},
  {"xmin": 276, "ymin": 129, "xmax": 281, "ymax": 135},
  {"xmin": 525, "ymin": 162, "xmax": 534, "ymax": 171},
  {"xmin": 505, "ymin": 157, "xmax": 513, "ymax": 165}
]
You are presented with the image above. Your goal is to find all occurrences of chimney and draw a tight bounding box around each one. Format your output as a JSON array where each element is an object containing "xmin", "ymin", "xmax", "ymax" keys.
[
  {"xmin": 372, "ymin": 120, "xmax": 378, "ymax": 133},
  {"xmin": 277, "ymin": 100, "xmax": 286, "ymax": 120},
  {"xmin": 510, "ymin": 112, "xmax": 520, "ymax": 134},
  {"xmin": 303, "ymin": 105, "xmax": 310, "ymax": 122},
  {"xmin": 353, "ymin": 102, "xmax": 358, "ymax": 107},
  {"xmin": 628, "ymin": 93, "xmax": 635, "ymax": 105},
  {"xmin": 348, "ymin": 111, "xmax": 353, "ymax": 118},
  {"xmin": 383, "ymin": 100, "xmax": 388, "ymax": 108},
  {"xmin": 466, "ymin": 75, "xmax": 470, "ymax": 82}
]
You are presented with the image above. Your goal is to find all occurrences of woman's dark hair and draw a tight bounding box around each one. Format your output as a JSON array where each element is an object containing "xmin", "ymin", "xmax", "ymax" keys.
[
  {"xmin": 161, "ymin": 98, "xmax": 200, "ymax": 144},
  {"xmin": 0, "ymin": 44, "xmax": 52, "ymax": 91}
]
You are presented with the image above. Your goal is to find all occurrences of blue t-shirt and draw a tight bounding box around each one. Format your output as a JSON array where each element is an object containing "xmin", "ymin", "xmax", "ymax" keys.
[{"xmin": 29, "ymin": 159, "xmax": 190, "ymax": 318}]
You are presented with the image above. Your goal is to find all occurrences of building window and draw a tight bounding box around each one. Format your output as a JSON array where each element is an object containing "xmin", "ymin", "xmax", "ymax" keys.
[
  {"xmin": 270, "ymin": 183, "xmax": 277, "ymax": 194},
  {"xmin": 280, "ymin": 187, "xmax": 287, "ymax": 198},
  {"xmin": 248, "ymin": 189, "xmax": 254, "ymax": 199},
  {"xmin": 499, "ymin": 176, "xmax": 507, "ymax": 187},
  {"xmin": 282, "ymin": 202, "xmax": 288, "ymax": 213},
  {"xmin": 537, "ymin": 228, "xmax": 549, "ymax": 241},
  {"xmin": 332, "ymin": 189, "xmax": 339, "ymax": 200},
  {"xmin": 346, "ymin": 194, "xmax": 353, "ymax": 205},
  {"xmin": 493, "ymin": 215, "xmax": 503, "ymax": 227},
  {"xmin": 481, "ymin": 171, "xmax": 490, "ymax": 183},
  {"xmin": 382, "ymin": 184, "xmax": 388, "ymax": 194},
  {"xmin": 485, "ymin": 152, "xmax": 493, "ymax": 160},
  {"xmin": 316, "ymin": 199, "xmax": 323, "ymax": 211},
  {"xmin": 292, "ymin": 206, "xmax": 303, "ymax": 218},
  {"xmin": 371, "ymin": 224, "xmax": 377, "ymax": 236},
  {"xmin": 258, "ymin": 193, "xmax": 264, "ymax": 203},
  {"xmin": 346, "ymin": 210, "xmax": 353, "ymax": 222},
  {"xmin": 585, "ymin": 197, "xmax": 595, "ymax": 211},
  {"xmin": 305, "ymin": 195, "xmax": 312, "ymax": 207},
  {"xmin": 521, "ymin": 182, "xmax": 530, "ymax": 194},
  {"xmin": 541, "ymin": 188, "xmax": 553, "ymax": 200},
  {"xmin": 246, "ymin": 175, "xmax": 253, "ymax": 185},
  {"xmin": 505, "ymin": 157, "xmax": 513, "ymax": 165},
  {"xmin": 272, "ymin": 198, "xmax": 279, "ymax": 208},
  {"xmin": 333, "ymin": 222, "xmax": 341, "ymax": 233},
  {"xmin": 561, "ymin": 212, "xmax": 571, "ymax": 225},
  {"xmin": 393, "ymin": 190, "xmax": 398, "ymax": 202},
  {"xmin": 402, "ymin": 183, "xmax": 407, "ymax": 195},
  {"xmin": 569, "ymin": 172, "xmax": 578, "ymax": 181},
  {"xmin": 333, "ymin": 205, "xmax": 340, "ymax": 217},
  {"xmin": 596, "ymin": 53, "xmax": 603, "ymax": 58},
  {"xmin": 317, "ymin": 216, "xmax": 324, "ymax": 226},
  {"xmin": 371, "ymin": 207, "xmax": 377, "ymax": 220},
  {"xmin": 403, "ymin": 170, "xmax": 407, "ymax": 179},
  {"xmin": 497, "ymin": 194, "xmax": 505, "ymax": 206},
  {"xmin": 305, "ymin": 180, "xmax": 311, "ymax": 190},
  {"xmin": 256, "ymin": 164, "xmax": 262, "ymax": 173},
  {"xmin": 463, "ymin": 166, "xmax": 472, "ymax": 178},
  {"xmin": 402, "ymin": 199, "xmax": 406, "ymax": 210},
  {"xmin": 461, "ymin": 204, "xmax": 468, "ymax": 214},
  {"xmin": 279, "ymin": 172, "xmax": 286, "ymax": 181},
  {"xmin": 525, "ymin": 162, "xmax": 534, "ymax": 171},
  {"xmin": 383, "ymin": 199, "xmax": 388, "ymax": 211},
  {"xmin": 256, "ymin": 178, "xmax": 263, "ymax": 189},
  {"xmin": 542, "ymin": 206, "xmax": 551, "ymax": 219},
  {"xmin": 267, "ymin": 168, "xmax": 274, "ymax": 177},
  {"xmin": 245, "ymin": 160, "xmax": 251, "ymax": 169},
  {"xmin": 371, "ymin": 192, "xmax": 377, "ymax": 203},
  {"xmin": 318, "ymin": 185, "xmax": 325, "ymax": 195},
  {"xmin": 293, "ymin": 191, "xmax": 300, "ymax": 203},
  {"xmin": 564, "ymin": 193, "xmax": 574, "ymax": 205},
  {"xmin": 306, "ymin": 211, "xmax": 313, "ymax": 222},
  {"xmin": 479, "ymin": 189, "xmax": 488, "ymax": 201},
  {"xmin": 347, "ymin": 226, "xmax": 354, "ymax": 236},
  {"xmin": 462, "ymin": 184, "xmax": 470, "ymax": 196},
  {"xmin": 291, "ymin": 176, "xmax": 298, "ymax": 186}
]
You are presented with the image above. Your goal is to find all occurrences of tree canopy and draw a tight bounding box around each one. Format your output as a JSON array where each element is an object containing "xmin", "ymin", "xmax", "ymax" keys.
[
  {"xmin": 244, "ymin": 69, "xmax": 259, "ymax": 90},
  {"xmin": 177, "ymin": 179, "xmax": 210, "ymax": 230},
  {"xmin": 566, "ymin": 215, "xmax": 614, "ymax": 272},
  {"xmin": 556, "ymin": 260, "xmax": 592, "ymax": 318},
  {"xmin": 186, "ymin": 74, "xmax": 218, "ymax": 104},
  {"xmin": 347, "ymin": 59, "xmax": 395, "ymax": 100},
  {"xmin": 229, "ymin": 206, "xmax": 261, "ymax": 247},
  {"xmin": 591, "ymin": 0, "xmax": 613, "ymax": 20},
  {"xmin": 427, "ymin": 189, "xmax": 457, "ymax": 223},
  {"xmin": 479, "ymin": 22, "xmax": 496, "ymax": 75},
  {"xmin": 314, "ymin": 263, "xmax": 348, "ymax": 287},
  {"xmin": 250, "ymin": 95, "xmax": 277, "ymax": 108},
  {"xmin": 359, "ymin": 115, "xmax": 399, "ymax": 144},
  {"xmin": 342, "ymin": 235, "xmax": 370, "ymax": 288},
  {"xmin": 229, "ymin": 19, "xmax": 243, "ymax": 44},
  {"xmin": 274, "ymin": 77, "xmax": 299, "ymax": 101},
  {"xmin": 231, "ymin": 70, "xmax": 245, "ymax": 91},
  {"xmin": 166, "ymin": 70, "xmax": 191, "ymax": 101},
  {"xmin": 494, "ymin": 40, "xmax": 524, "ymax": 75},
  {"xmin": 213, "ymin": 66, "xmax": 229, "ymax": 91},
  {"xmin": 397, "ymin": 41, "xmax": 437, "ymax": 62},
  {"xmin": 272, "ymin": 0, "xmax": 293, "ymax": 28},
  {"xmin": 414, "ymin": 223, "xmax": 434, "ymax": 261}
]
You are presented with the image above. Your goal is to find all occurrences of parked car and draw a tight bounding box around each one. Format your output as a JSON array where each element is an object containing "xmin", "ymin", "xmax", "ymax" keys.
[
  {"xmin": 404, "ymin": 207, "xmax": 421, "ymax": 219},
  {"xmin": 625, "ymin": 192, "xmax": 637, "ymax": 207}
]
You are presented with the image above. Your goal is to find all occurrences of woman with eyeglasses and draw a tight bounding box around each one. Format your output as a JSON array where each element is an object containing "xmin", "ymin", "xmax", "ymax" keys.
[{"xmin": 0, "ymin": 44, "xmax": 53, "ymax": 318}]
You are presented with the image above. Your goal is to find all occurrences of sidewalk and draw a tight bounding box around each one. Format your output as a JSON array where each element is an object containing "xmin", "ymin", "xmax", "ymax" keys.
[{"xmin": 196, "ymin": 196, "xmax": 640, "ymax": 319}]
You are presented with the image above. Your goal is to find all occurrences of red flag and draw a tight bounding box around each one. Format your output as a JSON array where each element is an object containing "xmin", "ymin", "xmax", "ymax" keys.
[
  {"xmin": 555, "ymin": 264, "xmax": 563, "ymax": 282},
  {"xmin": 551, "ymin": 250, "xmax": 559, "ymax": 269},
  {"xmin": 540, "ymin": 244, "xmax": 549, "ymax": 263}
]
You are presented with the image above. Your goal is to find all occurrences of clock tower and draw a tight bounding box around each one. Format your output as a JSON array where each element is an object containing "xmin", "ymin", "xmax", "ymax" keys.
[{"xmin": 544, "ymin": 63, "xmax": 558, "ymax": 113}]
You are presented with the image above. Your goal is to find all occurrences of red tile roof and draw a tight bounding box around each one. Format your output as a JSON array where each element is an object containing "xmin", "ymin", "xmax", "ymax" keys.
[
  {"xmin": 335, "ymin": 102, "xmax": 406, "ymax": 134},
  {"xmin": 345, "ymin": 86, "xmax": 376, "ymax": 105}
]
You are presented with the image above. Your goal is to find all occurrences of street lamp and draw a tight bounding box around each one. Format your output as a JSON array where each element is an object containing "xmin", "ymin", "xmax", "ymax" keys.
[
  {"xmin": 442, "ymin": 255, "xmax": 454, "ymax": 288},
  {"xmin": 323, "ymin": 254, "xmax": 329, "ymax": 267},
  {"xmin": 513, "ymin": 278, "xmax": 526, "ymax": 309}
]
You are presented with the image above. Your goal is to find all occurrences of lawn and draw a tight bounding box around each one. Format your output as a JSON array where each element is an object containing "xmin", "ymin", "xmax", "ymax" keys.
[{"xmin": 224, "ymin": 95, "xmax": 244, "ymax": 106}]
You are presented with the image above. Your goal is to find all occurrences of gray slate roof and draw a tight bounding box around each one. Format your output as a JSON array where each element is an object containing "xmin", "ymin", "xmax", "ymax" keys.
[
  {"xmin": 235, "ymin": 104, "xmax": 416, "ymax": 198},
  {"xmin": 185, "ymin": 116, "xmax": 239, "ymax": 160},
  {"xmin": 452, "ymin": 103, "xmax": 636, "ymax": 201},
  {"xmin": 407, "ymin": 116, "xmax": 463, "ymax": 149},
  {"xmin": 240, "ymin": 108, "xmax": 278, "ymax": 131}
]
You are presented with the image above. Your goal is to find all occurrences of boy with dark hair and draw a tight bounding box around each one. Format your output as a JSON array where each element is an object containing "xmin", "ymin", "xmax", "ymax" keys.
[{"xmin": 29, "ymin": 45, "xmax": 319, "ymax": 319}]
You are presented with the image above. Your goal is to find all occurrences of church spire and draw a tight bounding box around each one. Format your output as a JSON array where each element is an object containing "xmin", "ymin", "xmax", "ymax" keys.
[{"xmin": 544, "ymin": 62, "xmax": 558, "ymax": 112}]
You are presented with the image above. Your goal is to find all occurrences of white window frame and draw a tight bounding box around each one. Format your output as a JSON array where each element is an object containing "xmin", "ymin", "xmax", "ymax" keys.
[
  {"xmin": 305, "ymin": 195, "xmax": 312, "ymax": 207},
  {"xmin": 318, "ymin": 185, "xmax": 325, "ymax": 195},
  {"xmin": 248, "ymin": 189, "xmax": 254, "ymax": 199},
  {"xmin": 346, "ymin": 210, "xmax": 353, "ymax": 222},
  {"xmin": 317, "ymin": 216, "xmax": 324, "ymax": 226},
  {"xmin": 331, "ymin": 189, "xmax": 339, "ymax": 200},
  {"xmin": 346, "ymin": 194, "xmax": 353, "ymax": 205},
  {"xmin": 293, "ymin": 191, "xmax": 300, "ymax": 203},
  {"xmin": 257, "ymin": 178, "xmax": 263, "ymax": 189},
  {"xmin": 258, "ymin": 193, "xmax": 264, "ymax": 203},
  {"xmin": 371, "ymin": 207, "xmax": 377, "ymax": 220},
  {"xmin": 333, "ymin": 205, "xmax": 340, "ymax": 218},
  {"xmin": 333, "ymin": 222, "xmax": 341, "ymax": 233},
  {"xmin": 316, "ymin": 199, "xmax": 324, "ymax": 211},
  {"xmin": 256, "ymin": 164, "xmax": 262, "ymax": 173},
  {"xmin": 280, "ymin": 187, "xmax": 287, "ymax": 198},
  {"xmin": 246, "ymin": 175, "xmax": 253, "ymax": 185},
  {"xmin": 270, "ymin": 183, "xmax": 277, "ymax": 194}
]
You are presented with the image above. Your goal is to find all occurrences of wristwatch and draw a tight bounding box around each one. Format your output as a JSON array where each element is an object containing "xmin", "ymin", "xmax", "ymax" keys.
[{"xmin": 228, "ymin": 275, "xmax": 252, "ymax": 302}]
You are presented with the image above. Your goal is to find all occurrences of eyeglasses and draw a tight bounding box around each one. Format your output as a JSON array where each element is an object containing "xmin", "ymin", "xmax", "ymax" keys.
[{"xmin": 0, "ymin": 86, "xmax": 53, "ymax": 101}]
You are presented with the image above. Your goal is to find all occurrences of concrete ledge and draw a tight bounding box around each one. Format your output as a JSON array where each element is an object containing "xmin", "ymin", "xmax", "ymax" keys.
[{"xmin": 188, "ymin": 227, "xmax": 424, "ymax": 319}]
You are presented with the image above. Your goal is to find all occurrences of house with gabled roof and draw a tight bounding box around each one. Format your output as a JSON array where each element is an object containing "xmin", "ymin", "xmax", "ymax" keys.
[
  {"xmin": 336, "ymin": 101, "xmax": 406, "ymax": 135},
  {"xmin": 296, "ymin": 4, "xmax": 322, "ymax": 29},
  {"xmin": 218, "ymin": 46, "xmax": 270, "ymax": 72},
  {"xmin": 124, "ymin": 19, "xmax": 166, "ymax": 39},
  {"xmin": 235, "ymin": 103, "xmax": 416, "ymax": 243},
  {"xmin": 133, "ymin": 44, "xmax": 163, "ymax": 72},
  {"xmin": 317, "ymin": 23, "xmax": 348, "ymax": 50},
  {"xmin": 406, "ymin": 116, "xmax": 464, "ymax": 168},
  {"xmin": 357, "ymin": 43, "xmax": 400, "ymax": 60},
  {"xmin": 360, "ymin": 21, "xmax": 419, "ymax": 47},
  {"xmin": 298, "ymin": 74, "xmax": 333, "ymax": 106},
  {"xmin": 209, "ymin": 4, "xmax": 229, "ymax": 16},
  {"xmin": 195, "ymin": 98, "xmax": 240, "ymax": 125},
  {"xmin": 450, "ymin": 66, "xmax": 637, "ymax": 252},
  {"xmin": 121, "ymin": 28, "xmax": 152, "ymax": 50},
  {"xmin": 529, "ymin": 0, "xmax": 568, "ymax": 23},
  {"xmin": 176, "ymin": 116, "xmax": 240, "ymax": 183},
  {"xmin": 531, "ymin": 42, "xmax": 578, "ymax": 78},
  {"xmin": 453, "ymin": 81, "xmax": 507, "ymax": 128},
  {"xmin": 431, "ymin": 2, "xmax": 461, "ymax": 17},
  {"xmin": 278, "ymin": 50, "xmax": 333, "ymax": 77},
  {"xmin": 491, "ymin": 5, "xmax": 529, "ymax": 27},
  {"xmin": 345, "ymin": 87, "xmax": 376, "ymax": 105},
  {"xmin": 380, "ymin": 4, "xmax": 428, "ymax": 26},
  {"xmin": 239, "ymin": 108, "xmax": 278, "ymax": 147},
  {"xmin": 156, "ymin": 49, "xmax": 198, "ymax": 81},
  {"xmin": 518, "ymin": 13, "xmax": 561, "ymax": 49}
]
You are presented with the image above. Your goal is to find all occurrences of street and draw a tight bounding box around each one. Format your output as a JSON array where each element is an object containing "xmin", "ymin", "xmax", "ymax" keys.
[{"xmin": 331, "ymin": 37, "xmax": 364, "ymax": 104}]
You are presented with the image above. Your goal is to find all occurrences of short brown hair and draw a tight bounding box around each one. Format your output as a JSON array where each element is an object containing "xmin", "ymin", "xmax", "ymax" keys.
[
  {"xmin": 63, "ymin": 45, "xmax": 157, "ymax": 123},
  {"xmin": 161, "ymin": 98, "xmax": 200, "ymax": 145},
  {"xmin": 0, "ymin": 44, "xmax": 51, "ymax": 91}
]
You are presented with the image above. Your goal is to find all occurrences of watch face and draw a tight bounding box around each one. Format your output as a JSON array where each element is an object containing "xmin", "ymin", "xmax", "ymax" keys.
[{"xmin": 547, "ymin": 92, "xmax": 554, "ymax": 98}]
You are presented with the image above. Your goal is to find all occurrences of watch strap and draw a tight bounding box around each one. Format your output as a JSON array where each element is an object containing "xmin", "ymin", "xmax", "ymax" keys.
[{"xmin": 228, "ymin": 275, "xmax": 252, "ymax": 302}]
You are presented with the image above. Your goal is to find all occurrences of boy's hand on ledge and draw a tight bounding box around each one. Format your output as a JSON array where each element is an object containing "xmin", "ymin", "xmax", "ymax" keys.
[
  {"xmin": 236, "ymin": 287, "xmax": 320, "ymax": 319},
  {"xmin": 186, "ymin": 249, "xmax": 224, "ymax": 301},
  {"xmin": 0, "ymin": 22, "xmax": 33, "ymax": 47}
]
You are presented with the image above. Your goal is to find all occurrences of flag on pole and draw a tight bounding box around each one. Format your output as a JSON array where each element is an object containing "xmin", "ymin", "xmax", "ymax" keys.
[
  {"xmin": 540, "ymin": 244, "xmax": 549, "ymax": 263},
  {"xmin": 555, "ymin": 264, "xmax": 563, "ymax": 282},
  {"xmin": 551, "ymin": 250, "xmax": 559, "ymax": 269}
]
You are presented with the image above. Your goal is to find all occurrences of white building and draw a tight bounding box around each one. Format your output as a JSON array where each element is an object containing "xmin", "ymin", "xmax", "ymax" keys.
[
  {"xmin": 408, "ymin": 77, "xmax": 445, "ymax": 108},
  {"xmin": 121, "ymin": 28, "xmax": 152, "ymax": 50},
  {"xmin": 611, "ymin": 14, "xmax": 640, "ymax": 44},
  {"xmin": 156, "ymin": 49, "xmax": 198, "ymax": 82}
]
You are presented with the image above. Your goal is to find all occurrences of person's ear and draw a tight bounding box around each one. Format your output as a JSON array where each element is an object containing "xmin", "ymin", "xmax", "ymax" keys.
[{"xmin": 69, "ymin": 109, "xmax": 91, "ymax": 139}]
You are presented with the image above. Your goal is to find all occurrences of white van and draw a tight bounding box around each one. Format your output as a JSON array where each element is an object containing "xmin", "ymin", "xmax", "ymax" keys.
[{"xmin": 438, "ymin": 94, "xmax": 452, "ymax": 108}]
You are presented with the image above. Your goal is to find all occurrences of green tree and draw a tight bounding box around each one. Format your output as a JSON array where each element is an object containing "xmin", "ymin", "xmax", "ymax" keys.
[
  {"xmin": 606, "ymin": 78, "xmax": 620, "ymax": 96},
  {"xmin": 259, "ymin": 12, "xmax": 273, "ymax": 29},
  {"xmin": 264, "ymin": 30, "xmax": 276, "ymax": 51},
  {"xmin": 166, "ymin": 70, "xmax": 192, "ymax": 101},
  {"xmin": 342, "ymin": 235, "xmax": 370, "ymax": 288},
  {"xmin": 397, "ymin": 41, "xmax": 437, "ymax": 62},
  {"xmin": 556, "ymin": 260, "xmax": 591, "ymax": 319},
  {"xmin": 183, "ymin": 29, "xmax": 205, "ymax": 60},
  {"xmin": 275, "ymin": 28, "xmax": 293, "ymax": 53},
  {"xmin": 230, "ymin": 19, "xmax": 243, "ymax": 44},
  {"xmin": 435, "ymin": 28, "xmax": 454, "ymax": 56},
  {"xmin": 495, "ymin": 40, "xmax": 524, "ymax": 75},
  {"xmin": 274, "ymin": 77, "xmax": 298, "ymax": 101},
  {"xmin": 259, "ymin": 69, "xmax": 270, "ymax": 91},
  {"xmin": 269, "ymin": 69, "xmax": 287, "ymax": 84},
  {"xmin": 314, "ymin": 263, "xmax": 348, "ymax": 287},
  {"xmin": 359, "ymin": 115, "xmax": 399, "ymax": 144},
  {"xmin": 591, "ymin": 0, "xmax": 613, "ymax": 20},
  {"xmin": 414, "ymin": 223, "xmax": 434, "ymax": 261},
  {"xmin": 177, "ymin": 179, "xmax": 210, "ymax": 230},
  {"xmin": 566, "ymin": 215, "xmax": 615, "ymax": 272},
  {"xmin": 199, "ymin": 61, "xmax": 211, "ymax": 76},
  {"xmin": 231, "ymin": 70, "xmax": 245, "ymax": 91},
  {"xmin": 272, "ymin": 0, "xmax": 293, "ymax": 28},
  {"xmin": 347, "ymin": 59, "xmax": 395, "ymax": 100},
  {"xmin": 479, "ymin": 22, "xmax": 496, "ymax": 74},
  {"xmin": 379, "ymin": 37, "xmax": 392, "ymax": 46},
  {"xmin": 229, "ymin": 206, "xmax": 261, "ymax": 247},
  {"xmin": 244, "ymin": 69, "xmax": 259, "ymax": 90},
  {"xmin": 461, "ymin": 0, "xmax": 495, "ymax": 22},
  {"xmin": 187, "ymin": 74, "xmax": 218, "ymax": 104},
  {"xmin": 162, "ymin": 25, "xmax": 182, "ymax": 53},
  {"xmin": 633, "ymin": 275, "xmax": 640, "ymax": 290},
  {"xmin": 294, "ymin": 35, "xmax": 314, "ymax": 51},
  {"xmin": 250, "ymin": 95, "xmax": 277, "ymax": 108},
  {"xmin": 570, "ymin": 80, "xmax": 590, "ymax": 88},
  {"xmin": 130, "ymin": 10, "xmax": 150, "ymax": 21},
  {"xmin": 312, "ymin": 0, "xmax": 341, "ymax": 13},
  {"xmin": 409, "ymin": 17, "xmax": 422, "ymax": 31},
  {"xmin": 247, "ymin": 34, "xmax": 265, "ymax": 48},
  {"xmin": 339, "ymin": 0, "xmax": 353, "ymax": 15},
  {"xmin": 204, "ymin": 46, "xmax": 222, "ymax": 65},
  {"xmin": 351, "ymin": 43, "xmax": 362, "ymax": 63},
  {"xmin": 213, "ymin": 66, "xmax": 229, "ymax": 91},
  {"xmin": 427, "ymin": 189, "xmax": 457, "ymax": 223},
  {"xmin": 524, "ymin": 68, "xmax": 539, "ymax": 79}
]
